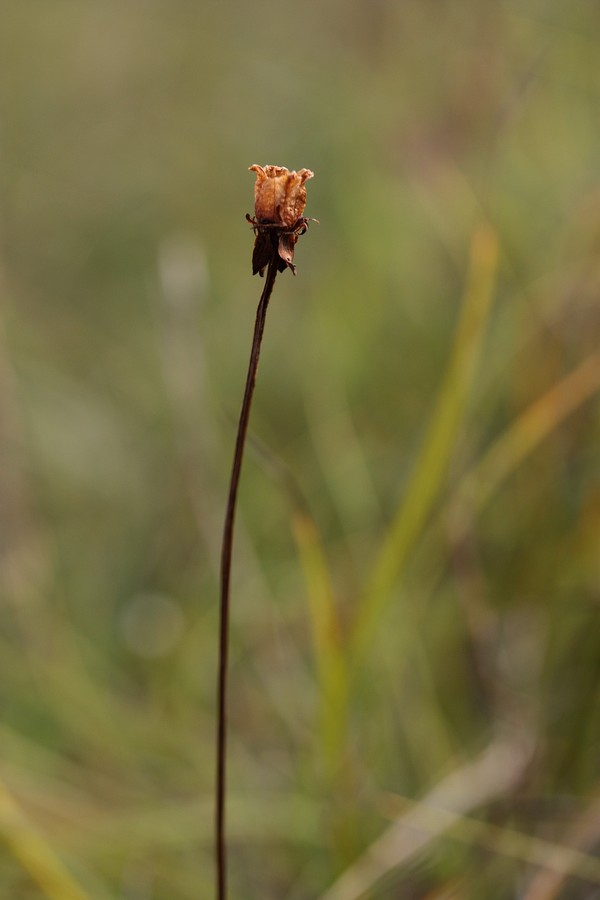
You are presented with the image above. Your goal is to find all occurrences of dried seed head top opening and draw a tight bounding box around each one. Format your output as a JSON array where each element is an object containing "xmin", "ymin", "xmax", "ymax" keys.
[
  {"xmin": 250, "ymin": 165, "xmax": 313, "ymax": 228},
  {"xmin": 247, "ymin": 164, "xmax": 315, "ymax": 276}
]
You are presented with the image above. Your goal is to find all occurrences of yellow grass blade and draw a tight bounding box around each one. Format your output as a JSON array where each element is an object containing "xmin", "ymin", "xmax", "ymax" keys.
[
  {"xmin": 291, "ymin": 509, "xmax": 348, "ymax": 776},
  {"xmin": 449, "ymin": 350, "xmax": 600, "ymax": 532},
  {"xmin": 0, "ymin": 776, "xmax": 92, "ymax": 900}
]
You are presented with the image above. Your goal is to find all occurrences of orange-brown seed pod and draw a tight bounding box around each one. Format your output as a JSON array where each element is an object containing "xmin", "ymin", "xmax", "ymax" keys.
[
  {"xmin": 247, "ymin": 164, "xmax": 315, "ymax": 276},
  {"xmin": 249, "ymin": 164, "xmax": 313, "ymax": 228}
]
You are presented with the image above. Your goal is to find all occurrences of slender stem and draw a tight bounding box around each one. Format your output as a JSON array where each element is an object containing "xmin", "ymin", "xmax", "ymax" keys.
[{"xmin": 216, "ymin": 254, "xmax": 279, "ymax": 900}]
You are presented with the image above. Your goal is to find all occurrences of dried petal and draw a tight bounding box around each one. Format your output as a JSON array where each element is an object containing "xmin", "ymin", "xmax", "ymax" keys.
[
  {"xmin": 251, "ymin": 230, "xmax": 273, "ymax": 277},
  {"xmin": 249, "ymin": 164, "xmax": 314, "ymax": 228},
  {"xmin": 277, "ymin": 232, "xmax": 298, "ymax": 274}
]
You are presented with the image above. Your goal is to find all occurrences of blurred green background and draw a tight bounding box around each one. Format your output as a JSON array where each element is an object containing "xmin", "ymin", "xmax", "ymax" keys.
[{"xmin": 1, "ymin": 2, "xmax": 600, "ymax": 898}]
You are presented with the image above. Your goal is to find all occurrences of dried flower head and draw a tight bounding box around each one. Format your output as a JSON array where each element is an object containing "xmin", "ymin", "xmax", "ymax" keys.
[{"xmin": 247, "ymin": 164, "xmax": 315, "ymax": 276}]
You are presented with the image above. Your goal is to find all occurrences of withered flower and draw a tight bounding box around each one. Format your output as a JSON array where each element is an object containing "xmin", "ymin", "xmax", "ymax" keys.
[
  {"xmin": 247, "ymin": 164, "xmax": 315, "ymax": 276},
  {"xmin": 217, "ymin": 163, "xmax": 317, "ymax": 900}
]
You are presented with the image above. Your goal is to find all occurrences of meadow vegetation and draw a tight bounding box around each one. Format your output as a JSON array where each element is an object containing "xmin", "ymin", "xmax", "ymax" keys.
[{"xmin": 1, "ymin": 2, "xmax": 600, "ymax": 897}]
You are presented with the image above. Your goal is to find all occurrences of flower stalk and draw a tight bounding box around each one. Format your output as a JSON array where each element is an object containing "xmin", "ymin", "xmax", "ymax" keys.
[{"xmin": 216, "ymin": 165, "xmax": 315, "ymax": 900}]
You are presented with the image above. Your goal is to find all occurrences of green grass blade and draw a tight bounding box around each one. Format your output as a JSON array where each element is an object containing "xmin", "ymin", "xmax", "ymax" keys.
[{"xmin": 351, "ymin": 223, "xmax": 499, "ymax": 656}]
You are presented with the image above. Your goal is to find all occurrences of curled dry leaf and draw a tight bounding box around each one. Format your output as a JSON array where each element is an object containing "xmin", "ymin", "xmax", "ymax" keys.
[{"xmin": 247, "ymin": 164, "xmax": 315, "ymax": 276}]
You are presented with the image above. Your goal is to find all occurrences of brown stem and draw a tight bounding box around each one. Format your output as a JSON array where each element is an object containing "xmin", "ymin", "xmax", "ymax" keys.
[{"xmin": 216, "ymin": 254, "xmax": 279, "ymax": 900}]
